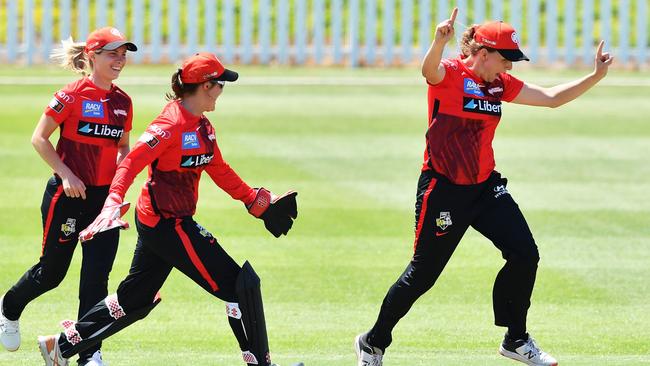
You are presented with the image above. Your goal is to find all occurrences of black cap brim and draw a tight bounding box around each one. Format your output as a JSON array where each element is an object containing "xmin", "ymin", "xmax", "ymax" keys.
[
  {"xmin": 497, "ymin": 49, "xmax": 529, "ymax": 62},
  {"xmin": 103, "ymin": 41, "xmax": 138, "ymax": 52},
  {"xmin": 215, "ymin": 69, "xmax": 239, "ymax": 82}
]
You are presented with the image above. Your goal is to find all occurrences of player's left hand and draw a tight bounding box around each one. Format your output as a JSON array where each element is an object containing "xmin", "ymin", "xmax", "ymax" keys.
[
  {"xmin": 79, "ymin": 192, "xmax": 130, "ymax": 242},
  {"xmin": 247, "ymin": 188, "xmax": 298, "ymax": 238},
  {"xmin": 594, "ymin": 40, "xmax": 614, "ymax": 79}
]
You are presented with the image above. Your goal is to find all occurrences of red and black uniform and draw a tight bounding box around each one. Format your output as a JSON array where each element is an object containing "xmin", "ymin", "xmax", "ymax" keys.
[
  {"xmin": 3, "ymin": 77, "xmax": 132, "ymax": 360},
  {"xmin": 368, "ymin": 58, "xmax": 539, "ymax": 350},
  {"xmin": 60, "ymin": 100, "xmax": 259, "ymax": 358}
]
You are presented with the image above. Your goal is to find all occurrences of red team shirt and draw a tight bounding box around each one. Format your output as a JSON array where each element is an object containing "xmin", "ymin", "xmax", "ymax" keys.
[
  {"xmin": 44, "ymin": 77, "xmax": 133, "ymax": 186},
  {"xmin": 423, "ymin": 58, "xmax": 524, "ymax": 185},
  {"xmin": 110, "ymin": 100, "xmax": 256, "ymax": 227}
]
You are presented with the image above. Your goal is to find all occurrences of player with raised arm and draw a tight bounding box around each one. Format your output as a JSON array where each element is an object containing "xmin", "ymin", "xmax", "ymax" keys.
[{"xmin": 355, "ymin": 7, "xmax": 612, "ymax": 366}]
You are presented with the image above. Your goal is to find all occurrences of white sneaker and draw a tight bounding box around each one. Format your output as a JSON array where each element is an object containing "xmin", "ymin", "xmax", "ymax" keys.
[
  {"xmin": 499, "ymin": 334, "xmax": 558, "ymax": 366},
  {"xmin": 355, "ymin": 333, "xmax": 383, "ymax": 366},
  {"xmin": 80, "ymin": 350, "xmax": 106, "ymax": 366},
  {"xmin": 0, "ymin": 296, "xmax": 20, "ymax": 351},
  {"xmin": 38, "ymin": 334, "xmax": 69, "ymax": 366}
]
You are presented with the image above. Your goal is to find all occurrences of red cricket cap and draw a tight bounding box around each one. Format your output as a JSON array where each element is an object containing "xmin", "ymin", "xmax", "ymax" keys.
[
  {"xmin": 84, "ymin": 27, "xmax": 137, "ymax": 53},
  {"xmin": 180, "ymin": 52, "xmax": 239, "ymax": 84},
  {"xmin": 474, "ymin": 21, "xmax": 529, "ymax": 62}
]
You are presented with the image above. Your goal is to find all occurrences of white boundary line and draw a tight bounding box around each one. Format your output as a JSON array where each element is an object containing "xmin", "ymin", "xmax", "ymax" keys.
[{"xmin": 0, "ymin": 76, "xmax": 649, "ymax": 87}]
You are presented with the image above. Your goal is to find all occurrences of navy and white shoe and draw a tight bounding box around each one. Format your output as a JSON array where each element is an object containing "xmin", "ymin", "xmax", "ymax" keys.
[
  {"xmin": 355, "ymin": 333, "xmax": 383, "ymax": 366},
  {"xmin": 499, "ymin": 334, "xmax": 558, "ymax": 366}
]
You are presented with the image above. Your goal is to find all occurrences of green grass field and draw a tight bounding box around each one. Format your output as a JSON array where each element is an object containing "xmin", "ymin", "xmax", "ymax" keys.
[{"xmin": 0, "ymin": 65, "xmax": 649, "ymax": 365}]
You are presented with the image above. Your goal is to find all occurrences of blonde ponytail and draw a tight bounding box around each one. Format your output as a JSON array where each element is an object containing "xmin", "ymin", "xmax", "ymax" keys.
[{"xmin": 50, "ymin": 37, "xmax": 91, "ymax": 74}]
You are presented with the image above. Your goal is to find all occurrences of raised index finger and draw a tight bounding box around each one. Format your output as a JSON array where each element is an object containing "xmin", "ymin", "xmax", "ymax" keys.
[
  {"xmin": 596, "ymin": 40, "xmax": 604, "ymax": 57},
  {"xmin": 449, "ymin": 7, "xmax": 458, "ymax": 24}
]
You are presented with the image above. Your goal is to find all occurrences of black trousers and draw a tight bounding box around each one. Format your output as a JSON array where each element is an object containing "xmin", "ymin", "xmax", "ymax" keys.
[
  {"xmin": 116, "ymin": 215, "xmax": 242, "ymax": 310},
  {"xmin": 2, "ymin": 176, "xmax": 119, "ymax": 361},
  {"xmin": 58, "ymin": 214, "xmax": 251, "ymax": 358},
  {"xmin": 368, "ymin": 170, "xmax": 540, "ymax": 350}
]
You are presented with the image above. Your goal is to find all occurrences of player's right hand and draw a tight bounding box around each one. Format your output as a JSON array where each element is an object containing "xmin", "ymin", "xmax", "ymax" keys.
[
  {"xmin": 79, "ymin": 192, "xmax": 130, "ymax": 242},
  {"xmin": 434, "ymin": 7, "xmax": 458, "ymax": 45},
  {"xmin": 60, "ymin": 171, "xmax": 87, "ymax": 199}
]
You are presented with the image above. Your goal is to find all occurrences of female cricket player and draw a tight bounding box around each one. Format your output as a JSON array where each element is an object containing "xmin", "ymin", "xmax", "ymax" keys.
[
  {"xmin": 37, "ymin": 52, "xmax": 299, "ymax": 366},
  {"xmin": 355, "ymin": 8, "xmax": 613, "ymax": 366},
  {"xmin": 0, "ymin": 27, "xmax": 136, "ymax": 366}
]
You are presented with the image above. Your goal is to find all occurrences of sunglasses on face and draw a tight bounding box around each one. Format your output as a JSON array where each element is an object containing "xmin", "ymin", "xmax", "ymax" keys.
[{"xmin": 210, "ymin": 80, "xmax": 226, "ymax": 89}]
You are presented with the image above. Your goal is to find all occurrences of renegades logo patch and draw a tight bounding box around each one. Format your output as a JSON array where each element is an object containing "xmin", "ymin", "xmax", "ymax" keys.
[
  {"xmin": 463, "ymin": 97, "xmax": 502, "ymax": 116},
  {"xmin": 139, "ymin": 132, "xmax": 160, "ymax": 148},
  {"xmin": 49, "ymin": 97, "xmax": 65, "ymax": 113},
  {"xmin": 180, "ymin": 153, "xmax": 214, "ymax": 168}
]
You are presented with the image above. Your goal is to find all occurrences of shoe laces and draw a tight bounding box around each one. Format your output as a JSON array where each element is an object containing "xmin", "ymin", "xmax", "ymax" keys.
[
  {"xmin": 362, "ymin": 349, "xmax": 383, "ymax": 366},
  {"xmin": 365, "ymin": 356, "xmax": 383, "ymax": 366},
  {"xmin": 0, "ymin": 319, "xmax": 19, "ymax": 333}
]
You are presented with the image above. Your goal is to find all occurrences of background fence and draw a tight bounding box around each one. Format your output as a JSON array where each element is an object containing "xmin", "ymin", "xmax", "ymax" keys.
[{"xmin": 1, "ymin": 0, "xmax": 649, "ymax": 66}]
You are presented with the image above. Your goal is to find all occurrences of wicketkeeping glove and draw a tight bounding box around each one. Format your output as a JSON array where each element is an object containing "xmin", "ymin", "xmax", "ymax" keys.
[
  {"xmin": 247, "ymin": 188, "xmax": 298, "ymax": 238},
  {"xmin": 79, "ymin": 192, "xmax": 130, "ymax": 242}
]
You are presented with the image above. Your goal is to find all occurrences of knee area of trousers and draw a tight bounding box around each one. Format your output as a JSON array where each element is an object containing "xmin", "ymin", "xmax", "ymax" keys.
[
  {"xmin": 226, "ymin": 302, "xmax": 242, "ymax": 319},
  {"xmin": 39, "ymin": 273, "xmax": 67, "ymax": 291},
  {"xmin": 79, "ymin": 279, "xmax": 109, "ymax": 291},
  {"xmin": 506, "ymin": 252, "xmax": 540, "ymax": 268}
]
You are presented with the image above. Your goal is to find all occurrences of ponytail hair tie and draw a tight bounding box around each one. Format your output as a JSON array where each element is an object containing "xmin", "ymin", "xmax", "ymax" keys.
[{"xmin": 177, "ymin": 68, "xmax": 183, "ymax": 86}]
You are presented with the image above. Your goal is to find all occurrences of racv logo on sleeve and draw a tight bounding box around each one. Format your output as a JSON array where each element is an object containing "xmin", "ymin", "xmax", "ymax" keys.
[
  {"xmin": 463, "ymin": 78, "xmax": 484, "ymax": 97},
  {"xmin": 180, "ymin": 153, "xmax": 214, "ymax": 168},
  {"xmin": 77, "ymin": 121, "xmax": 124, "ymax": 140},
  {"xmin": 462, "ymin": 97, "xmax": 502, "ymax": 116},
  {"xmin": 82, "ymin": 100, "xmax": 105, "ymax": 118},
  {"xmin": 182, "ymin": 132, "xmax": 200, "ymax": 149}
]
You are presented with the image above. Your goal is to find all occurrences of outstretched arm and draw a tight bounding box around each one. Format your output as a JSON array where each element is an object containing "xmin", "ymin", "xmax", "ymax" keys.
[
  {"xmin": 512, "ymin": 40, "xmax": 614, "ymax": 108},
  {"xmin": 79, "ymin": 121, "xmax": 174, "ymax": 241},
  {"xmin": 422, "ymin": 7, "xmax": 458, "ymax": 85}
]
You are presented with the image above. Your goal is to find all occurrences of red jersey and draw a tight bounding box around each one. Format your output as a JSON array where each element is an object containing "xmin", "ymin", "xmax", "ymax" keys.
[
  {"xmin": 44, "ymin": 77, "xmax": 133, "ymax": 186},
  {"xmin": 110, "ymin": 100, "xmax": 256, "ymax": 227},
  {"xmin": 423, "ymin": 58, "xmax": 524, "ymax": 185}
]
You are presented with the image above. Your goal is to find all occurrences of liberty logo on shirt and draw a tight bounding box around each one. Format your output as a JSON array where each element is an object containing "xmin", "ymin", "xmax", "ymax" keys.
[
  {"xmin": 78, "ymin": 121, "xmax": 124, "ymax": 139},
  {"xmin": 463, "ymin": 97, "xmax": 502, "ymax": 116},
  {"xmin": 463, "ymin": 78, "xmax": 484, "ymax": 96},
  {"xmin": 182, "ymin": 132, "xmax": 200, "ymax": 149},
  {"xmin": 82, "ymin": 100, "xmax": 105, "ymax": 118},
  {"xmin": 181, "ymin": 153, "xmax": 214, "ymax": 168}
]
